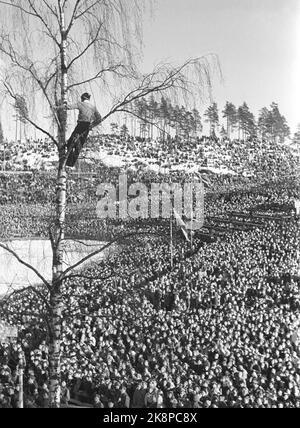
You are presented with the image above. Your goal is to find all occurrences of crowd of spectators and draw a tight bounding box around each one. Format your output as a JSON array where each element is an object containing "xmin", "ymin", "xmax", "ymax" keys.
[
  {"xmin": 0, "ymin": 138, "xmax": 56, "ymax": 172},
  {"xmin": 0, "ymin": 134, "xmax": 300, "ymax": 408},
  {"xmin": 0, "ymin": 133, "xmax": 298, "ymax": 177},
  {"xmin": 1, "ymin": 181, "xmax": 300, "ymax": 408}
]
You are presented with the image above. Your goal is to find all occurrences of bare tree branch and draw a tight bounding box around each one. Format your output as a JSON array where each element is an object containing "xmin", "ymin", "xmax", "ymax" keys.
[
  {"xmin": 44, "ymin": 68, "xmax": 59, "ymax": 91},
  {"xmin": 67, "ymin": 21, "xmax": 104, "ymax": 70},
  {"xmin": 64, "ymin": 272, "xmax": 114, "ymax": 282},
  {"xmin": 27, "ymin": 0, "xmax": 60, "ymax": 47},
  {"xmin": 0, "ymin": 0, "xmax": 37, "ymax": 17},
  {"xmin": 41, "ymin": 0, "xmax": 59, "ymax": 21},
  {"xmin": 0, "ymin": 243, "xmax": 52, "ymax": 290},
  {"xmin": 66, "ymin": 64, "xmax": 126, "ymax": 90},
  {"xmin": 58, "ymin": 231, "xmax": 165, "ymax": 282},
  {"xmin": 96, "ymin": 56, "xmax": 218, "ymax": 127},
  {"xmin": 117, "ymin": 108, "xmax": 172, "ymax": 138},
  {"xmin": 0, "ymin": 36, "xmax": 60, "ymax": 128},
  {"xmin": 73, "ymin": 0, "xmax": 99, "ymax": 21},
  {"xmin": 0, "ymin": 0, "xmax": 60, "ymax": 47},
  {"xmin": 2, "ymin": 285, "xmax": 53, "ymax": 336},
  {"xmin": 28, "ymin": 63, "xmax": 60, "ymax": 127},
  {"xmin": 65, "ymin": 0, "xmax": 81, "ymax": 35},
  {"xmin": 5, "ymin": 285, "xmax": 50, "ymax": 310},
  {"xmin": 3, "ymin": 82, "xmax": 58, "ymax": 146}
]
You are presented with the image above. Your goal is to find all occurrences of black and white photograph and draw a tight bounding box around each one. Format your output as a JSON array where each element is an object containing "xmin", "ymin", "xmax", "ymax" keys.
[{"xmin": 0, "ymin": 0, "xmax": 300, "ymax": 412}]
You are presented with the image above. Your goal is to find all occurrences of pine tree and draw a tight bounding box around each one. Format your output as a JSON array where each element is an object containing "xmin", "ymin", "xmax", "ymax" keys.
[
  {"xmin": 293, "ymin": 124, "xmax": 300, "ymax": 144},
  {"xmin": 204, "ymin": 102, "xmax": 219, "ymax": 137},
  {"xmin": 135, "ymin": 98, "xmax": 149, "ymax": 138},
  {"xmin": 0, "ymin": 119, "xmax": 3, "ymax": 146},
  {"xmin": 258, "ymin": 103, "xmax": 290, "ymax": 143},
  {"xmin": 148, "ymin": 95, "xmax": 158, "ymax": 139},
  {"xmin": 258, "ymin": 107, "xmax": 270, "ymax": 141},
  {"xmin": 191, "ymin": 108, "xmax": 202, "ymax": 138},
  {"xmin": 237, "ymin": 103, "xmax": 256, "ymax": 140},
  {"xmin": 120, "ymin": 124, "xmax": 129, "ymax": 138},
  {"xmin": 220, "ymin": 126, "xmax": 227, "ymax": 140},
  {"xmin": 159, "ymin": 97, "xmax": 170, "ymax": 140},
  {"xmin": 179, "ymin": 106, "xmax": 188, "ymax": 138},
  {"xmin": 171, "ymin": 105, "xmax": 182, "ymax": 137},
  {"xmin": 269, "ymin": 103, "xmax": 290, "ymax": 143},
  {"xmin": 222, "ymin": 102, "xmax": 237, "ymax": 139}
]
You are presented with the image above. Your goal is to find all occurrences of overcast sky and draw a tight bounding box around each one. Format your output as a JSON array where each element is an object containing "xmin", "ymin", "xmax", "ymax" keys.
[{"xmin": 142, "ymin": 0, "xmax": 300, "ymax": 133}]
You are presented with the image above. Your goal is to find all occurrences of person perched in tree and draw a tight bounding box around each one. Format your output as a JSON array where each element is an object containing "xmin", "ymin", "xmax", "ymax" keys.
[{"xmin": 64, "ymin": 92, "xmax": 102, "ymax": 167}]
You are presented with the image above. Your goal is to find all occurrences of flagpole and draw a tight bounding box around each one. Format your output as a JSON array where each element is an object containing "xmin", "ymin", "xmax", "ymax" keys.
[{"xmin": 169, "ymin": 157, "xmax": 174, "ymax": 269}]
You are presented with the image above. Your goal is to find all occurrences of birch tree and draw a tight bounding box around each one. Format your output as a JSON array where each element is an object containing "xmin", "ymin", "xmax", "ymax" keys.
[{"xmin": 0, "ymin": 0, "xmax": 220, "ymax": 407}]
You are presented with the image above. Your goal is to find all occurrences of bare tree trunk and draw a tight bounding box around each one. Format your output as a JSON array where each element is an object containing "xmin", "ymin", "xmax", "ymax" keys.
[
  {"xmin": 49, "ymin": 286, "xmax": 63, "ymax": 408},
  {"xmin": 49, "ymin": 3, "xmax": 68, "ymax": 408}
]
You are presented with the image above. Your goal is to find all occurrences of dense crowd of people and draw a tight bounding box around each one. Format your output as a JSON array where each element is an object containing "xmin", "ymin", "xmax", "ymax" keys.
[
  {"xmin": 0, "ymin": 138, "xmax": 55, "ymax": 171},
  {"xmin": 1, "ymin": 179, "xmax": 300, "ymax": 408},
  {"xmin": 0, "ymin": 134, "xmax": 298, "ymax": 177},
  {"xmin": 0, "ymin": 133, "xmax": 300, "ymax": 408}
]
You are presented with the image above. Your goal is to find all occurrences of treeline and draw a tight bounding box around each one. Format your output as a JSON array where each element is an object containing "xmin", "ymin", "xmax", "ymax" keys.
[
  {"xmin": 220, "ymin": 101, "xmax": 290, "ymax": 142},
  {"xmin": 111, "ymin": 96, "xmax": 291, "ymax": 143},
  {"xmin": 111, "ymin": 95, "xmax": 202, "ymax": 141}
]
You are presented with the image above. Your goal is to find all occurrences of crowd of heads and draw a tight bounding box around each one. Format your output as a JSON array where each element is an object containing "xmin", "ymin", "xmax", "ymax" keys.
[
  {"xmin": 0, "ymin": 133, "xmax": 297, "ymax": 180},
  {"xmin": 0, "ymin": 133, "xmax": 299, "ymax": 408},
  {"xmin": 1, "ymin": 159, "xmax": 300, "ymax": 407}
]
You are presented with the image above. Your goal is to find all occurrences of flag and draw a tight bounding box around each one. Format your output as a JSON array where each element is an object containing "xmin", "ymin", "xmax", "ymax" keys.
[
  {"xmin": 173, "ymin": 209, "xmax": 190, "ymax": 242},
  {"xmin": 194, "ymin": 172, "xmax": 211, "ymax": 188},
  {"xmin": 201, "ymin": 174, "xmax": 211, "ymax": 188}
]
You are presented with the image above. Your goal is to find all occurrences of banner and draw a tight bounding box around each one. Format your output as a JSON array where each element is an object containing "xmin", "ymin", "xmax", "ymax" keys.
[{"xmin": 173, "ymin": 209, "xmax": 190, "ymax": 243}]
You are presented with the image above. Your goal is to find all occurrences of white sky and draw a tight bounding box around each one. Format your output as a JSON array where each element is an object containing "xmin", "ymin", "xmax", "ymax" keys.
[{"xmin": 142, "ymin": 0, "xmax": 300, "ymax": 133}]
